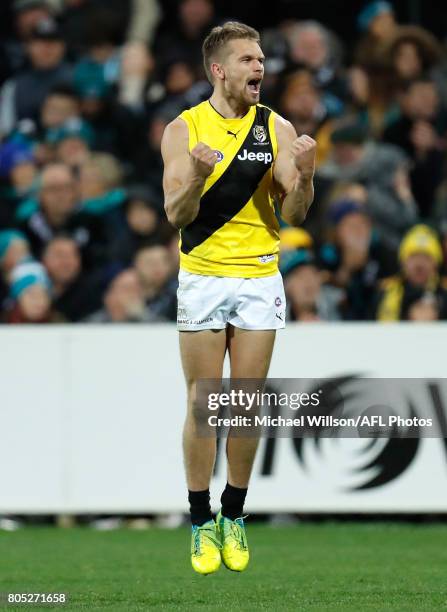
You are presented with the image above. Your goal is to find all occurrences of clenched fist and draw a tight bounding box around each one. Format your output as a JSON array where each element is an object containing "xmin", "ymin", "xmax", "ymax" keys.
[
  {"xmin": 291, "ymin": 135, "xmax": 316, "ymax": 178},
  {"xmin": 190, "ymin": 142, "xmax": 218, "ymax": 179}
]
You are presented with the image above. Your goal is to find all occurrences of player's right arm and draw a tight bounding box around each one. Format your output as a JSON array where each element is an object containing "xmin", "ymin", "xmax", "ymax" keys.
[{"xmin": 161, "ymin": 118, "xmax": 217, "ymax": 229}]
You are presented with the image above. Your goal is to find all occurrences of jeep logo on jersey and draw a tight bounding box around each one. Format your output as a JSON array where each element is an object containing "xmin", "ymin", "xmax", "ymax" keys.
[
  {"xmin": 253, "ymin": 125, "xmax": 267, "ymax": 142},
  {"xmin": 237, "ymin": 149, "xmax": 272, "ymax": 164}
]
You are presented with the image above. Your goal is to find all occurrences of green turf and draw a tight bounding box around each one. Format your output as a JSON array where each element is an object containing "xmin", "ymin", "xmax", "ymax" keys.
[{"xmin": 1, "ymin": 523, "xmax": 447, "ymax": 611}]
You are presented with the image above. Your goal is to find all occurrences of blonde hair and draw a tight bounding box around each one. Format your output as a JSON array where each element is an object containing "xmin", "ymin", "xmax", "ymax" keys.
[
  {"xmin": 85, "ymin": 153, "xmax": 123, "ymax": 189},
  {"xmin": 202, "ymin": 21, "xmax": 260, "ymax": 83}
]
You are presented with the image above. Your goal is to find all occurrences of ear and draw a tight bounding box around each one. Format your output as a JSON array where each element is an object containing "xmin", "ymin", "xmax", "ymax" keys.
[{"xmin": 210, "ymin": 61, "xmax": 225, "ymax": 81}]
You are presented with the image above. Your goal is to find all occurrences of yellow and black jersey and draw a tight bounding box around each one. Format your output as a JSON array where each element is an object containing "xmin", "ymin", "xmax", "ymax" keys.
[{"xmin": 178, "ymin": 100, "xmax": 279, "ymax": 277}]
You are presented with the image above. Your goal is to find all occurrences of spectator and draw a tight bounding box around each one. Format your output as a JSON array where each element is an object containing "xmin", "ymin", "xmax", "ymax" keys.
[
  {"xmin": 346, "ymin": 64, "xmax": 397, "ymax": 138},
  {"xmin": 281, "ymin": 248, "xmax": 344, "ymax": 322},
  {"xmin": 17, "ymin": 162, "xmax": 111, "ymax": 269},
  {"xmin": 355, "ymin": 1, "xmax": 398, "ymax": 71},
  {"xmin": 157, "ymin": 57, "xmax": 197, "ymax": 109},
  {"xmin": 109, "ymin": 185, "xmax": 172, "ymax": 266},
  {"xmin": 131, "ymin": 106, "xmax": 178, "ymax": 203},
  {"xmin": 46, "ymin": 116, "xmax": 93, "ymax": 168},
  {"xmin": 42, "ymin": 236, "xmax": 103, "ymax": 321},
  {"xmin": 319, "ymin": 200, "xmax": 398, "ymax": 320},
  {"xmin": 3, "ymin": 259, "xmax": 63, "ymax": 323},
  {"xmin": 278, "ymin": 69, "xmax": 343, "ymax": 161},
  {"xmin": 384, "ymin": 26, "xmax": 443, "ymax": 86},
  {"xmin": 0, "ymin": 140, "xmax": 38, "ymax": 225},
  {"xmin": 352, "ymin": 1, "xmax": 398, "ymax": 136},
  {"xmin": 383, "ymin": 78, "xmax": 447, "ymax": 218},
  {"xmin": 303, "ymin": 180, "xmax": 368, "ymax": 240},
  {"xmin": 133, "ymin": 245, "xmax": 177, "ymax": 321},
  {"xmin": 59, "ymin": 0, "xmax": 160, "ymax": 58},
  {"xmin": 58, "ymin": 1, "xmax": 124, "ymax": 58},
  {"xmin": 0, "ymin": 0, "xmax": 54, "ymax": 86},
  {"xmin": 153, "ymin": 0, "xmax": 216, "ymax": 76},
  {"xmin": 317, "ymin": 117, "xmax": 418, "ymax": 248},
  {"xmin": 0, "ymin": 229, "xmax": 30, "ymax": 309},
  {"xmin": 279, "ymin": 227, "xmax": 314, "ymax": 255},
  {"xmin": 374, "ymin": 225, "xmax": 447, "ymax": 321},
  {"xmin": 40, "ymin": 84, "xmax": 80, "ymax": 130},
  {"xmin": 17, "ymin": 162, "xmax": 77, "ymax": 255},
  {"xmin": 85, "ymin": 268, "xmax": 161, "ymax": 322},
  {"xmin": 283, "ymin": 20, "xmax": 346, "ymax": 103},
  {"xmin": 74, "ymin": 52, "xmax": 144, "ymax": 160},
  {"xmin": 0, "ymin": 229, "xmax": 30, "ymax": 280},
  {"xmin": 77, "ymin": 152, "xmax": 127, "ymax": 244},
  {"xmin": 118, "ymin": 41, "xmax": 154, "ymax": 110},
  {"xmin": 78, "ymin": 152, "xmax": 124, "ymax": 203},
  {"xmin": 0, "ymin": 17, "xmax": 72, "ymax": 136}
]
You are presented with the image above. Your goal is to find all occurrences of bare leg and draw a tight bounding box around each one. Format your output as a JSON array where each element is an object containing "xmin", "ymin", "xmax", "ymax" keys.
[
  {"xmin": 180, "ymin": 329, "xmax": 227, "ymax": 491},
  {"xmin": 226, "ymin": 326, "xmax": 276, "ymax": 488}
]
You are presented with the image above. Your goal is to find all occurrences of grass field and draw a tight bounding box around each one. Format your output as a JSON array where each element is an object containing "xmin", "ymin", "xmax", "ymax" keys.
[{"xmin": 1, "ymin": 523, "xmax": 447, "ymax": 611}]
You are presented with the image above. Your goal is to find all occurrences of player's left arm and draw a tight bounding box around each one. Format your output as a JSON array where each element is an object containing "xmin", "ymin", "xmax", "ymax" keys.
[{"xmin": 273, "ymin": 115, "xmax": 316, "ymax": 226}]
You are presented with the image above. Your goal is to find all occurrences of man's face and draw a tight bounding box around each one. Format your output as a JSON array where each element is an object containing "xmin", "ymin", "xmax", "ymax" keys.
[
  {"xmin": 43, "ymin": 239, "xmax": 81, "ymax": 285},
  {"xmin": 27, "ymin": 39, "xmax": 65, "ymax": 70},
  {"xmin": 105, "ymin": 270, "xmax": 143, "ymax": 319},
  {"xmin": 56, "ymin": 137, "xmax": 90, "ymax": 167},
  {"xmin": 180, "ymin": 0, "xmax": 213, "ymax": 31},
  {"xmin": 19, "ymin": 284, "xmax": 50, "ymax": 321},
  {"xmin": 79, "ymin": 162, "xmax": 104, "ymax": 199},
  {"xmin": 291, "ymin": 29, "xmax": 327, "ymax": 70},
  {"xmin": 281, "ymin": 76, "xmax": 320, "ymax": 121},
  {"xmin": 127, "ymin": 201, "xmax": 157, "ymax": 235},
  {"xmin": 402, "ymin": 253, "xmax": 437, "ymax": 286},
  {"xmin": 135, "ymin": 246, "xmax": 172, "ymax": 288},
  {"xmin": 369, "ymin": 11, "xmax": 396, "ymax": 39},
  {"xmin": 285, "ymin": 265, "xmax": 321, "ymax": 306},
  {"xmin": 402, "ymin": 82, "xmax": 439, "ymax": 121},
  {"xmin": 214, "ymin": 39, "xmax": 264, "ymax": 106},
  {"xmin": 335, "ymin": 212, "xmax": 371, "ymax": 248},
  {"xmin": 41, "ymin": 94, "xmax": 79, "ymax": 129},
  {"xmin": 40, "ymin": 166, "xmax": 77, "ymax": 220}
]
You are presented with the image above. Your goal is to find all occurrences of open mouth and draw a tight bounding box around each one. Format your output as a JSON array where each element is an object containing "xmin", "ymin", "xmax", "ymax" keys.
[{"xmin": 247, "ymin": 78, "xmax": 262, "ymax": 94}]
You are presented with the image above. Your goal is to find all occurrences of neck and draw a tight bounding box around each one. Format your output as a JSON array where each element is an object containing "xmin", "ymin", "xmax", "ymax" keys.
[
  {"xmin": 209, "ymin": 91, "xmax": 251, "ymax": 119},
  {"xmin": 45, "ymin": 210, "xmax": 68, "ymax": 227}
]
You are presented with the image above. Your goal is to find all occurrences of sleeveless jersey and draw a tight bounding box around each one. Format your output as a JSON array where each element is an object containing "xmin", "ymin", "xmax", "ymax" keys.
[{"xmin": 178, "ymin": 100, "xmax": 279, "ymax": 277}]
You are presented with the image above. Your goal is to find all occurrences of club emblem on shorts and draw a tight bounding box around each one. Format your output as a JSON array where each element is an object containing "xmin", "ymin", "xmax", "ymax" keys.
[
  {"xmin": 213, "ymin": 150, "xmax": 224, "ymax": 162},
  {"xmin": 275, "ymin": 297, "xmax": 282, "ymax": 307},
  {"xmin": 253, "ymin": 125, "xmax": 267, "ymax": 143}
]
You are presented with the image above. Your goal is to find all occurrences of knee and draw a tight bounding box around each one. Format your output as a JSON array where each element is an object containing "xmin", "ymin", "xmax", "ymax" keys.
[{"xmin": 186, "ymin": 381, "xmax": 210, "ymax": 426}]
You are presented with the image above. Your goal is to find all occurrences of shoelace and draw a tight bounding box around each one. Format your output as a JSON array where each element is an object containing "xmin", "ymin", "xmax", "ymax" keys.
[
  {"xmin": 193, "ymin": 524, "xmax": 222, "ymax": 556},
  {"xmin": 229, "ymin": 517, "xmax": 248, "ymax": 551}
]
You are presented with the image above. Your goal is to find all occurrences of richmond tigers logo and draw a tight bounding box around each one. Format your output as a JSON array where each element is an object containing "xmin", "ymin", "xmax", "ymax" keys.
[{"xmin": 253, "ymin": 125, "xmax": 267, "ymax": 143}]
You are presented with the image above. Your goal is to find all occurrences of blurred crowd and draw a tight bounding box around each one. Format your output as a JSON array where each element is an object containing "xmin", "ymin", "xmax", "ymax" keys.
[{"xmin": 0, "ymin": 0, "xmax": 447, "ymax": 324}]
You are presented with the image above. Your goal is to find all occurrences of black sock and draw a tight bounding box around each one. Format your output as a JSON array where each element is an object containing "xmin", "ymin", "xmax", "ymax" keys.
[
  {"xmin": 188, "ymin": 489, "xmax": 212, "ymax": 526},
  {"xmin": 220, "ymin": 483, "xmax": 248, "ymax": 520}
]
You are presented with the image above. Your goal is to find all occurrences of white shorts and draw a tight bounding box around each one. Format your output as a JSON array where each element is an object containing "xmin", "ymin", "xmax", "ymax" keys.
[{"xmin": 176, "ymin": 269, "xmax": 286, "ymax": 331}]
